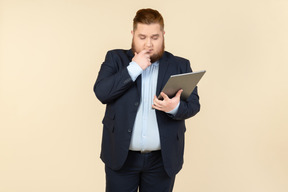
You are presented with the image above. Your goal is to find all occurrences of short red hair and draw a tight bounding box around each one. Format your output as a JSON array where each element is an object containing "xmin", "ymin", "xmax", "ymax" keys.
[{"xmin": 133, "ymin": 8, "xmax": 164, "ymax": 31}]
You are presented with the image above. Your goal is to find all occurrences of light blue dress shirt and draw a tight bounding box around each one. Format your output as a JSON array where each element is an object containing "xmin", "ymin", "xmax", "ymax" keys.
[{"xmin": 127, "ymin": 61, "xmax": 179, "ymax": 152}]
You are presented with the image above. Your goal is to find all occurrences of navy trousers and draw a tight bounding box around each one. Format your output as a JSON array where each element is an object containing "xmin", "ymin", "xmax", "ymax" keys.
[{"xmin": 105, "ymin": 150, "xmax": 175, "ymax": 192}]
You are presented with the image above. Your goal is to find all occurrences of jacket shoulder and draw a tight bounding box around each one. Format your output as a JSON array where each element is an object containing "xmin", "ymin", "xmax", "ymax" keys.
[
  {"xmin": 163, "ymin": 51, "xmax": 189, "ymax": 63},
  {"xmin": 163, "ymin": 51, "xmax": 190, "ymax": 71},
  {"xmin": 106, "ymin": 49, "xmax": 132, "ymax": 56},
  {"xmin": 104, "ymin": 49, "xmax": 134, "ymax": 62}
]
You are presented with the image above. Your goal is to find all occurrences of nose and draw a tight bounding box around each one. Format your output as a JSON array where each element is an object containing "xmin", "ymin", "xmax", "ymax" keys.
[{"xmin": 146, "ymin": 38, "xmax": 152, "ymax": 47}]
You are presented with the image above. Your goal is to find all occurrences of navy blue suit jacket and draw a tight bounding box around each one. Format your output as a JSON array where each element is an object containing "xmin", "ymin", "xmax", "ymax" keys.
[{"xmin": 94, "ymin": 49, "xmax": 200, "ymax": 177}]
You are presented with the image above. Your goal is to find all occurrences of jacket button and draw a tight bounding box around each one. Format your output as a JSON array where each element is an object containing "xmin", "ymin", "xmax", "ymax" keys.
[
  {"xmin": 128, "ymin": 129, "xmax": 132, "ymax": 133},
  {"xmin": 135, "ymin": 102, "xmax": 139, "ymax": 106},
  {"xmin": 123, "ymin": 79, "xmax": 130, "ymax": 84}
]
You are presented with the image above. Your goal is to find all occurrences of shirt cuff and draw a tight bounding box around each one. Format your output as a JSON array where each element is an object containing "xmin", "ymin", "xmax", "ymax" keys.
[
  {"xmin": 127, "ymin": 61, "xmax": 143, "ymax": 81},
  {"xmin": 167, "ymin": 102, "xmax": 180, "ymax": 116}
]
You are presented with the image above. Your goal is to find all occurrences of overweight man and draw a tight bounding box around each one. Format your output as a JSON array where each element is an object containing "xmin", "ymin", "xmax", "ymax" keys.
[{"xmin": 94, "ymin": 8, "xmax": 200, "ymax": 192}]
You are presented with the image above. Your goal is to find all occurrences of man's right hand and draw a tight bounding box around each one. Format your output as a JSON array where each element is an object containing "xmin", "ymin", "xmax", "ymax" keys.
[{"xmin": 132, "ymin": 50, "xmax": 151, "ymax": 70}]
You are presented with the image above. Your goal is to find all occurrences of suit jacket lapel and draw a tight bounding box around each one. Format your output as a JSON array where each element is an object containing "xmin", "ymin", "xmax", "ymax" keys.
[
  {"xmin": 136, "ymin": 75, "xmax": 142, "ymax": 95},
  {"xmin": 156, "ymin": 52, "xmax": 170, "ymax": 96},
  {"xmin": 127, "ymin": 50, "xmax": 170, "ymax": 97}
]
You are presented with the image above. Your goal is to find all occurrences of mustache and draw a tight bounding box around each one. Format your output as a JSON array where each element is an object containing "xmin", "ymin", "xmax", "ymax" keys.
[{"xmin": 131, "ymin": 39, "xmax": 165, "ymax": 63}]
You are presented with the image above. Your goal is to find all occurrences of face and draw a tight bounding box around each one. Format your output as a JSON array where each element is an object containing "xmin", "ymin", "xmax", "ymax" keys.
[{"xmin": 132, "ymin": 23, "xmax": 165, "ymax": 63}]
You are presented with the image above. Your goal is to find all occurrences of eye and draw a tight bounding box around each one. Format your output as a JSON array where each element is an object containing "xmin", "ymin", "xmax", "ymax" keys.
[
  {"xmin": 152, "ymin": 35, "xmax": 159, "ymax": 40},
  {"xmin": 139, "ymin": 35, "xmax": 146, "ymax": 40}
]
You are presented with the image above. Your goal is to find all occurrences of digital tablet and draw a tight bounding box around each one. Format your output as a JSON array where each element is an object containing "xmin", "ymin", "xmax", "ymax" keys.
[{"xmin": 158, "ymin": 70, "xmax": 206, "ymax": 100}]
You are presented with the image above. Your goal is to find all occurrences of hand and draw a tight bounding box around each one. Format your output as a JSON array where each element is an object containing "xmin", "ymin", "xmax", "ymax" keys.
[
  {"xmin": 152, "ymin": 89, "xmax": 183, "ymax": 112},
  {"xmin": 132, "ymin": 50, "xmax": 151, "ymax": 70}
]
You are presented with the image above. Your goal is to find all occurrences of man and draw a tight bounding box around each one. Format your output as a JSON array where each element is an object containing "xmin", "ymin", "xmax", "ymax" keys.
[{"xmin": 94, "ymin": 8, "xmax": 200, "ymax": 192}]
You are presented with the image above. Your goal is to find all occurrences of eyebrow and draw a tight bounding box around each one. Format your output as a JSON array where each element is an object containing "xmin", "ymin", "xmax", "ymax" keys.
[
  {"xmin": 152, "ymin": 34, "xmax": 159, "ymax": 38},
  {"xmin": 138, "ymin": 34, "xmax": 160, "ymax": 38}
]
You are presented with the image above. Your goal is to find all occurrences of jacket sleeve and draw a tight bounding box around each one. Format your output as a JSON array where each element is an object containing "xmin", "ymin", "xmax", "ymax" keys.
[
  {"xmin": 169, "ymin": 60, "xmax": 201, "ymax": 120},
  {"xmin": 93, "ymin": 51, "xmax": 134, "ymax": 104}
]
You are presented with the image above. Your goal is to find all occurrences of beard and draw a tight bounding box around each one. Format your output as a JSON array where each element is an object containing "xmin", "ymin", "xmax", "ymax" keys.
[{"xmin": 131, "ymin": 39, "xmax": 165, "ymax": 63}]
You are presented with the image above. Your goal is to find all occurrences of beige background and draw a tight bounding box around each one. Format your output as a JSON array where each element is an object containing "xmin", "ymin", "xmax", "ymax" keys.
[{"xmin": 1, "ymin": 0, "xmax": 288, "ymax": 191}]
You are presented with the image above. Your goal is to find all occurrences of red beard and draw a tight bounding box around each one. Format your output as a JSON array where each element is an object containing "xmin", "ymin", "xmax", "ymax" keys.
[{"xmin": 131, "ymin": 39, "xmax": 165, "ymax": 63}]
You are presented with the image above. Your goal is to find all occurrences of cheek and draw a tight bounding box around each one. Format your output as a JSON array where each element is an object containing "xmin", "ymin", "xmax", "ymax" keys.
[
  {"xmin": 135, "ymin": 40, "xmax": 145, "ymax": 49},
  {"xmin": 154, "ymin": 41, "xmax": 163, "ymax": 50}
]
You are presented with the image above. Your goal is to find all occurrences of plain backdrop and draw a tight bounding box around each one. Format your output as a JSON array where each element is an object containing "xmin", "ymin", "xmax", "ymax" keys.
[{"xmin": 1, "ymin": 0, "xmax": 288, "ymax": 192}]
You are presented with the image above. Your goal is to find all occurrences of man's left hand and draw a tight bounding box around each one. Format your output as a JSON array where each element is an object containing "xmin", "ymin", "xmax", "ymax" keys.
[{"xmin": 152, "ymin": 89, "xmax": 183, "ymax": 112}]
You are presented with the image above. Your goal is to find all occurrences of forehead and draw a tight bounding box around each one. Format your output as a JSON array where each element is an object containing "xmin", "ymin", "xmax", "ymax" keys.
[{"xmin": 134, "ymin": 23, "xmax": 163, "ymax": 34}]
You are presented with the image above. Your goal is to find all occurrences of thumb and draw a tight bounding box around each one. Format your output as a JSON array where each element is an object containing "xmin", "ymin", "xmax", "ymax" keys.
[{"xmin": 175, "ymin": 89, "xmax": 183, "ymax": 98}]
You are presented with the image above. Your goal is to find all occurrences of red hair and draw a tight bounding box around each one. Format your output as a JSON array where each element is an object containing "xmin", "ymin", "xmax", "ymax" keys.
[{"xmin": 133, "ymin": 8, "xmax": 164, "ymax": 31}]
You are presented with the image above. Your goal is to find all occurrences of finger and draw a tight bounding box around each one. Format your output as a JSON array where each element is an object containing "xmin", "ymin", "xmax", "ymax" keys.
[
  {"xmin": 153, "ymin": 95, "xmax": 159, "ymax": 104},
  {"xmin": 145, "ymin": 54, "xmax": 150, "ymax": 59},
  {"xmin": 152, "ymin": 104, "xmax": 159, "ymax": 110},
  {"xmin": 175, "ymin": 89, "xmax": 183, "ymax": 98},
  {"xmin": 140, "ymin": 49, "xmax": 148, "ymax": 55},
  {"xmin": 161, "ymin": 92, "xmax": 169, "ymax": 100},
  {"xmin": 142, "ymin": 50, "xmax": 151, "ymax": 58},
  {"xmin": 152, "ymin": 96, "xmax": 164, "ymax": 110},
  {"xmin": 153, "ymin": 96, "xmax": 162, "ymax": 106}
]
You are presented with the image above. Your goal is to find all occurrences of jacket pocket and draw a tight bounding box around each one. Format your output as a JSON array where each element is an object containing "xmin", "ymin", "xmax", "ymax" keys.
[
  {"xmin": 102, "ymin": 115, "xmax": 115, "ymax": 133},
  {"xmin": 177, "ymin": 127, "xmax": 184, "ymax": 141}
]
